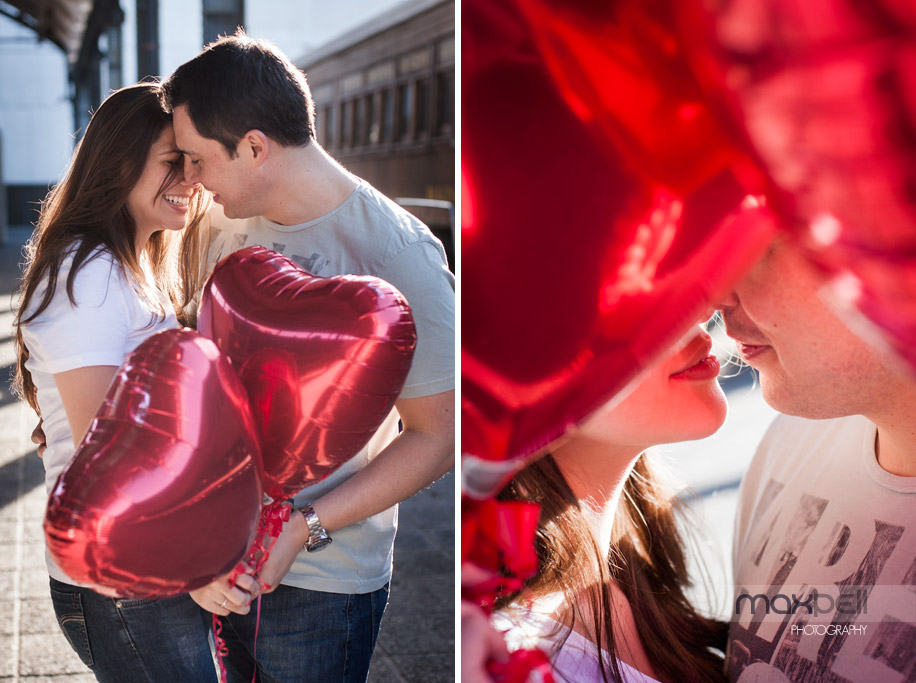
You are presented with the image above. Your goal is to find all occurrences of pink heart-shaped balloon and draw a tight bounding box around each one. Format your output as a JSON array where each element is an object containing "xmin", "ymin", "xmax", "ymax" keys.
[
  {"xmin": 198, "ymin": 246, "xmax": 417, "ymax": 500},
  {"xmin": 44, "ymin": 328, "xmax": 264, "ymax": 598}
]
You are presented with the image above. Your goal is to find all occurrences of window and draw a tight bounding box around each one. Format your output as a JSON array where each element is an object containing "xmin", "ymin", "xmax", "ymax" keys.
[
  {"xmin": 203, "ymin": 0, "xmax": 244, "ymax": 45},
  {"xmin": 398, "ymin": 83, "xmax": 413, "ymax": 140},
  {"xmin": 355, "ymin": 97, "xmax": 366, "ymax": 146},
  {"xmin": 337, "ymin": 101, "xmax": 346, "ymax": 148},
  {"xmin": 368, "ymin": 94, "xmax": 379, "ymax": 144},
  {"xmin": 382, "ymin": 89, "xmax": 394, "ymax": 142},
  {"xmin": 342, "ymin": 99, "xmax": 354, "ymax": 147},
  {"xmin": 416, "ymin": 80, "xmax": 429, "ymax": 137},
  {"xmin": 321, "ymin": 105, "xmax": 335, "ymax": 148},
  {"xmin": 436, "ymin": 71, "xmax": 455, "ymax": 137}
]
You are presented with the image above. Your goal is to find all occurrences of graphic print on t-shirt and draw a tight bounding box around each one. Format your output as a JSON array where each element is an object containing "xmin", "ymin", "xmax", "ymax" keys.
[{"xmin": 728, "ymin": 476, "xmax": 916, "ymax": 682}]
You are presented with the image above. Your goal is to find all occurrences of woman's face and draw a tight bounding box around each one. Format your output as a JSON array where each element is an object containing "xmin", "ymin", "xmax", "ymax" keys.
[
  {"xmin": 573, "ymin": 326, "xmax": 728, "ymax": 451},
  {"xmin": 126, "ymin": 124, "xmax": 199, "ymax": 246}
]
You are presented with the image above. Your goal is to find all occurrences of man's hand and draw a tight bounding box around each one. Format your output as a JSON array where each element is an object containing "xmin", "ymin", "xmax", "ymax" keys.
[
  {"xmin": 310, "ymin": 390, "xmax": 455, "ymax": 533},
  {"xmin": 189, "ymin": 572, "xmax": 260, "ymax": 616},
  {"xmin": 31, "ymin": 419, "xmax": 47, "ymax": 458}
]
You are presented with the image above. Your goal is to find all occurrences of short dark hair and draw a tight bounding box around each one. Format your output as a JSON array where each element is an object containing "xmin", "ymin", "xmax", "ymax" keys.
[{"xmin": 161, "ymin": 28, "xmax": 315, "ymax": 156}]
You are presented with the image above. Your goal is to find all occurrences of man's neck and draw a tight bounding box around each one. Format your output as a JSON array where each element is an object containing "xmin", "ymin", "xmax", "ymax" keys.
[
  {"xmin": 874, "ymin": 422, "xmax": 916, "ymax": 477},
  {"xmin": 262, "ymin": 142, "xmax": 359, "ymax": 226}
]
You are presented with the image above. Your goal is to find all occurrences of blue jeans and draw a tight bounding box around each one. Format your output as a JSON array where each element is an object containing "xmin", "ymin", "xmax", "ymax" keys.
[
  {"xmin": 49, "ymin": 577, "xmax": 217, "ymax": 682},
  {"xmin": 218, "ymin": 583, "xmax": 389, "ymax": 683}
]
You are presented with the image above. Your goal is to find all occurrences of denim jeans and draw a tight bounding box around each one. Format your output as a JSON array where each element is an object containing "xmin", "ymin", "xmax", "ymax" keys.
[
  {"xmin": 49, "ymin": 577, "xmax": 217, "ymax": 682},
  {"xmin": 217, "ymin": 583, "xmax": 389, "ymax": 683}
]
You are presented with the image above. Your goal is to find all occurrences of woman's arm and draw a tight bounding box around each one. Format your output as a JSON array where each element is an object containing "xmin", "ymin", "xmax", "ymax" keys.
[{"xmin": 53, "ymin": 366, "xmax": 119, "ymax": 446}]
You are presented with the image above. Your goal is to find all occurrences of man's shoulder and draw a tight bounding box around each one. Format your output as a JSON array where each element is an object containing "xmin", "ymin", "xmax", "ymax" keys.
[
  {"xmin": 344, "ymin": 181, "xmax": 438, "ymax": 246},
  {"xmin": 745, "ymin": 413, "xmax": 872, "ymax": 486}
]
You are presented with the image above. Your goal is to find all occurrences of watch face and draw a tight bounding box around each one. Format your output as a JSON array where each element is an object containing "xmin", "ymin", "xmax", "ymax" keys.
[{"xmin": 307, "ymin": 536, "xmax": 333, "ymax": 552}]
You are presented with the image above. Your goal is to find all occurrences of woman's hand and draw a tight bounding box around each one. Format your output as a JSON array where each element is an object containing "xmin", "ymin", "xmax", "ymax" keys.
[
  {"xmin": 252, "ymin": 509, "xmax": 310, "ymax": 592},
  {"xmin": 31, "ymin": 418, "xmax": 47, "ymax": 458},
  {"xmin": 462, "ymin": 600, "xmax": 508, "ymax": 682},
  {"xmin": 190, "ymin": 573, "xmax": 261, "ymax": 616}
]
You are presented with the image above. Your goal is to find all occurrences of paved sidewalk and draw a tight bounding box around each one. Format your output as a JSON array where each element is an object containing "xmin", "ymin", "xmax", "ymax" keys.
[{"xmin": 0, "ymin": 227, "xmax": 455, "ymax": 682}]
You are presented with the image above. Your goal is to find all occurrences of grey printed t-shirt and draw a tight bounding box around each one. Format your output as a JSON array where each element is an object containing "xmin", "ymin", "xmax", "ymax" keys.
[
  {"xmin": 728, "ymin": 414, "xmax": 916, "ymax": 682},
  {"xmin": 203, "ymin": 181, "xmax": 455, "ymax": 594}
]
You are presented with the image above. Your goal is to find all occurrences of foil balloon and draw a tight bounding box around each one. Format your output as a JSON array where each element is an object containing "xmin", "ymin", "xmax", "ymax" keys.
[
  {"xmin": 44, "ymin": 328, "xmax": 264, "ymax": 598},
  {"xmin": 198, "ymin": 246, "xmax": 417, "ymax": 500},
  {"xmin": 710, "ymin": 0, "xmax": 916, "ymax": 370},
  {"xmin": 461, "ymin": 0, "xmax": 778, "ymax": 497}
]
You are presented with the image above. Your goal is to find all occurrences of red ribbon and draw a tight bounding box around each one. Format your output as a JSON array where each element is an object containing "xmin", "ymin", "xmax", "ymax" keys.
[
  {"xmin": 462, "ymin": 496, "xmax": 541, "ymax": 610},
  {"xmin": 489, "ymin": 648, "xmax": 557, "ymax": 683},
  {"xmin": 462, "ymin": 497, "xmax": 557, "ymax": 683},
  {"xmin": 213, "ymin": 500, "xmax": 293, "ymax": 683}
]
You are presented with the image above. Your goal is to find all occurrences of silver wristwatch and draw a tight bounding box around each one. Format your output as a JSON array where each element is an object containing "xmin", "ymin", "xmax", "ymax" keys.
[{"xmin": 297, "ymin": 502, "xmax": 332, "ymax": 552}]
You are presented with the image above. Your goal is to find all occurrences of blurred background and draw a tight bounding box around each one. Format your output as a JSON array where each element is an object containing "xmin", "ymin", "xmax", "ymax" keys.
[{"xmin": 0, "ymin": 1, "xmax": 455, "ymax": 681}]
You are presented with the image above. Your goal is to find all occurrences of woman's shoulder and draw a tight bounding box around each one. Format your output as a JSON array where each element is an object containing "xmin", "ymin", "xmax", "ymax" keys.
[
  {"xmin": 492, "ymin": 604, "xmax": 663, "ymax": 683},
  {"xmin": 26, "ymin": 245, "xmax": 128, "ymax": 321}
]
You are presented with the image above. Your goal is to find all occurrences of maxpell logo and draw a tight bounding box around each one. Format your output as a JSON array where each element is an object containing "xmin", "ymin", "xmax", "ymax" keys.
[{"xmin": 734, "ymin": 588, "xmax": 868, "ymax": 617}]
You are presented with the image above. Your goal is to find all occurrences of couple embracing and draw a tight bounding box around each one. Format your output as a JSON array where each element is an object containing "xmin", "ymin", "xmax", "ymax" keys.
[{"xmin": 15, "ymin": 30, "xmax": 455, "ymax": 683}]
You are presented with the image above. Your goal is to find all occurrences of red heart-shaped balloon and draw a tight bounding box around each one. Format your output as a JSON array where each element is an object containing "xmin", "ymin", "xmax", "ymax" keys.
[
  {"xmin": 198, "ymin": 246, "xmax": 418, "ymax": 500},
  {"xmin": 44, "ymin": 328, "xmax": 264, "ymax": 598},
  {"xmin": 461, "ymin": 0, "xmax": 777, "ymax": 496},
  {"xmin": 711, "ymin": 0, "xmax": 916, "ymax": 371}
]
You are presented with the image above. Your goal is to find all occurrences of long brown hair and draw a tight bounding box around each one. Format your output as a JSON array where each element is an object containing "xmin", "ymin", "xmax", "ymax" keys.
[
  {"xmin": 13, "ymin": 82, "xmax": 212, "ymax": 414},
  {"xmin": 498, "ymin": 452, "xmax": 727, "ymax": 683}
]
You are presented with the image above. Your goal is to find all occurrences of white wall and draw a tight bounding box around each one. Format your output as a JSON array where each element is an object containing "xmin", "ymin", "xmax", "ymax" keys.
[
  {"xmin": 120, "ymin": 0, "xmax": 138, "ymax": 85},
  {"xmin": 0, "ymin": 16, "xmax": 74, "ymax": 184},
  {"xmin": 159, "ymin": 0, "xmax": 204, "ymax": 78}
]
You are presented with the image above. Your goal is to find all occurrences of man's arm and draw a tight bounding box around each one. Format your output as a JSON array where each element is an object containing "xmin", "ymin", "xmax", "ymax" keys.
[{"xmin": 254, "ymin": 388, "xmax": 455, "ymax": 589}]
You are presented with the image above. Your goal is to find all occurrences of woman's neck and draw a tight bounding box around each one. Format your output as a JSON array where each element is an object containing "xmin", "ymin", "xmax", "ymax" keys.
[
  {"xmin": 550, "ymin": 437, "xmax": 663, "ymax": 682},
  {"xmin": 551, "ymin": 436, "xmax": 642, "ymax": 551}
]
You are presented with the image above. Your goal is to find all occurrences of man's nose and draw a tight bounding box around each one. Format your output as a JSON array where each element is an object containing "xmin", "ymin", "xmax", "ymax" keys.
[
  {"xmin": 714, "ymin": 288, "xmax": 739, "ymax": 310},
  {"xmin": 183, "ymin": 158, "xmax": 199, "ymax": 185}
]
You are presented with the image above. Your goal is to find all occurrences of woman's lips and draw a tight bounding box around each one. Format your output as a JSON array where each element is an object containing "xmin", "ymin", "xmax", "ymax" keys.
[{"xmin": 670, "ymin": 355, "xmax": 720, "ymax": 380}]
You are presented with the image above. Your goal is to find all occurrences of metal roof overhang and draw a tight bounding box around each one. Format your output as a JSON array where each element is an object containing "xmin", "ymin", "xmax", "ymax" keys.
[{"xmin": 0, "ymin": 0, "xmax": 122, "ymax": 84}]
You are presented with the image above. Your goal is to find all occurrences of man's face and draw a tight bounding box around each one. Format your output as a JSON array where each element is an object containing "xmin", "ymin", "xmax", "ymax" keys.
[
  {"xmin": 173, "ymin": 105, "xmax": 254, "ymax": 219},
  {"xmin": 719, "ymin": 238, "xmax": 895, "ymax": 419}
]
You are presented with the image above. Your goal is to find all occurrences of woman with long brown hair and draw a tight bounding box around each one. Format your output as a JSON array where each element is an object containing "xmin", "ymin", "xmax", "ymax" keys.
[
  {"xmin": 492, "ymin": 327, "xmax": 729, "ymax": 682},
  {"xmin": 13, "ymin": 82, "xmax": 253, "ymax": 682}
]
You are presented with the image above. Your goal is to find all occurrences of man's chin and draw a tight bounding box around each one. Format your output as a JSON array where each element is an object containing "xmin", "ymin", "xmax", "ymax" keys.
[{"xmin": 759, "ymin": 376, "xmax": 851, "ymax": 420}]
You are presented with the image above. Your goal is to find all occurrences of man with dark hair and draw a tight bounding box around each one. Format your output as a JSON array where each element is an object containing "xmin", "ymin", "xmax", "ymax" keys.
[
  {"xmin": 718, "ymin": 238, "xmax": 916, "ymax": 682},
  {"xmin": 161, "ymin": 31, "xmax": 455, "ymax": 682}
]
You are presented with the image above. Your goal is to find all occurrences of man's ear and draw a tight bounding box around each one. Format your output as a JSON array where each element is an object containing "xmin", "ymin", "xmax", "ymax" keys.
[{"xmin": 243, "ymin": 130, "xmax": 270, "ymax": 167}]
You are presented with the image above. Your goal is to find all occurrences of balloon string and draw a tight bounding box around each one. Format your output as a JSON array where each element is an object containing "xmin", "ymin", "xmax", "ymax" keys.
[
  {"xmin": 213, "ymin": 501, "xmax": 292, "ymax": 682},
  {"xmin": 250, "ymin": 594, "xmax": 263, "ymax": 683},
  {"xmin": 212, "ymin": 613, "xmax": 229, "ymax": 683}
]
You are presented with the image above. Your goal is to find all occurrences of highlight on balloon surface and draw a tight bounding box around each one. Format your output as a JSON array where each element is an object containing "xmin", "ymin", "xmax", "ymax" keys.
[
  {"xmin": 461, "ymin": 0, "xmax": 778, "ymax": 498},
  {"xmin": 44, "ymin": 328, "xmax": 264, "ymax": 599},
  {"xmin": 198, "ymin": 245, "xmax": 418, "ymax": 500}
]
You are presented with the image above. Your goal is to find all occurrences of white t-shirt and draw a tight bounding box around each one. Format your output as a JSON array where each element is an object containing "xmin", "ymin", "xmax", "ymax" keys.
[
  {"xmin": 204, "ymin": 181, "xmax": 455, "ymax": 594},
  {"xmin": 20, "ymin": 247, "xmax": 178, "ymax": 585},
  {"xmin": 728, "ymin": 414, "xmax": 916, "ymax": 682},
  {"xmin": 492, "ymin": 605, "xmax": 662, "ymax": 683}
]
